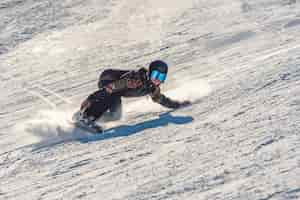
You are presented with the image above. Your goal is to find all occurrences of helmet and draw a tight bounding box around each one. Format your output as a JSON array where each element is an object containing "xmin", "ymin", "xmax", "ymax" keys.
[
  {"xmin": 149, "ymin": 60, "xmax": 168, "ymax": 74},
  {"xmin": 148, "ymin": 60, "xmax": 168, "ymax": 83}
]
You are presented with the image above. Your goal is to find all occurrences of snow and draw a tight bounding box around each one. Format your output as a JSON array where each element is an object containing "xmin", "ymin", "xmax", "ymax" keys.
[{"xmin": 1, "ymin": 0, "xmax": 300, "ymax": 199}]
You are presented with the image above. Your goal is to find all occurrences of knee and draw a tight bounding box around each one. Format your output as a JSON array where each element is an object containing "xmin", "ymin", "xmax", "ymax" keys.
[{"xmin": 98, "ymin": 69, "xmax": 114, "ymax": 89}]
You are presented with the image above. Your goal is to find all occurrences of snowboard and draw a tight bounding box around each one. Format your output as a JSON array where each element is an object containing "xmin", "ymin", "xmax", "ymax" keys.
[{"xmin": 71, "ymin": 111, "xmax": 104, "ymax": 134}]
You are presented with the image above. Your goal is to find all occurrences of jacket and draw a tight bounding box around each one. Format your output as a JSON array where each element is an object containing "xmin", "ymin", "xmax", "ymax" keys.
[{"xmin": 98, "ymin": 68, "xmax": 183, "ymax": 109}]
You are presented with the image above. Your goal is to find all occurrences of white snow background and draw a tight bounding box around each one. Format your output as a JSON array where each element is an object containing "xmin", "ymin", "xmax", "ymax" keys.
[{"xmin": 0, "ymin": 0, "xmax": 300, "ymax": 199}]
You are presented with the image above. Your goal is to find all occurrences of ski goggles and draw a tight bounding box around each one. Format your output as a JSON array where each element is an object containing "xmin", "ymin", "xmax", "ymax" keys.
[{"xmin": 150, "ymin": 70, "xmax": 167, "ymax": 82}]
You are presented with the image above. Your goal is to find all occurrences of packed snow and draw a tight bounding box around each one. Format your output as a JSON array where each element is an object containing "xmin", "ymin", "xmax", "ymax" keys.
[{"xmin": 0, "ymin": 0, "xmax": 300, "ymax": 199}]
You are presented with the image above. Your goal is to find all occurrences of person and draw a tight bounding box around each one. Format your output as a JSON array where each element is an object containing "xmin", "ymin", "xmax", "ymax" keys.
[{"xmin": 73, "ymin": 60, "xmax": 191, "ymax": 132}]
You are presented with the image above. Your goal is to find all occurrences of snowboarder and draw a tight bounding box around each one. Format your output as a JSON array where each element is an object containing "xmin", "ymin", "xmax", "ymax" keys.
[{"xmin": 73, "ymin": 60, "xmax": 191, "ymax": 132}]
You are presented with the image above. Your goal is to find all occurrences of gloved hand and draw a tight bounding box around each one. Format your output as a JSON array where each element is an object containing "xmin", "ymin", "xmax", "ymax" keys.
[{"xmin": 180, "ymin": 100, "xmax": 191, "ymax": 107}]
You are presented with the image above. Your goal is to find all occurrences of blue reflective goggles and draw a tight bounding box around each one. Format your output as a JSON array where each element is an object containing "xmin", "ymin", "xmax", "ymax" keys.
[{"xmin": 150, "ymin": 70, "xmax": 167, "ymax": 82}]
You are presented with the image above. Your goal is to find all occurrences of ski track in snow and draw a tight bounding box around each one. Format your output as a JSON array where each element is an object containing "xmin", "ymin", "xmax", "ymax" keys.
[{"xmin": 1, "ymin": 0, "xmax": 300, "ymax": 199}]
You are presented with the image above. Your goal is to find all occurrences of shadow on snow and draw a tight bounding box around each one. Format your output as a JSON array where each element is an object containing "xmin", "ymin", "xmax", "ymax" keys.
[
  {"xmin": 79, "ymin": 111, "xmax": 194, "ymax": 143},
  {"xmin": 31, "ymin": 110, "xmax": 193, "ymax": 152}
]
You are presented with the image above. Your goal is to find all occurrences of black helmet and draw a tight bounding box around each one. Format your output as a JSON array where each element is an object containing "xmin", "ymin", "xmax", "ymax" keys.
[{"xmin": 149, "ymin": 60, "xmax": 168, "ymax": 75}]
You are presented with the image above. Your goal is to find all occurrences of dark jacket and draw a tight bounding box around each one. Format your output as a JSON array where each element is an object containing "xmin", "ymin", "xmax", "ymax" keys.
[{"xmin": 98, "ymin": 68, "xmax": 182, "ymax": 109}]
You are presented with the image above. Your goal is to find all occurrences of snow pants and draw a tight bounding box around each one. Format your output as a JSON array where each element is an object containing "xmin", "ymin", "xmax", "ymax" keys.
[
  {"xmin": 81, "ymin": 69, "xmax": 124, "ymax": 121},
  {"xmin": 83, "ymin": 89, "xmax": 122, "ymax": 122}
]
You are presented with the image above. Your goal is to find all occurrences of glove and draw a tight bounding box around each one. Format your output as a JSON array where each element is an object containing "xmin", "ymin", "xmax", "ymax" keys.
[{"xmin": 180, "ymin": 100, "xmax": 191, "ymax": 107}]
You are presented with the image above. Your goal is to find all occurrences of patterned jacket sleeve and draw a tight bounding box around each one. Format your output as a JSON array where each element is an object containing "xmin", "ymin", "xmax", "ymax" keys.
[
  {"xmin": 109, "ymin": 68, "xmax": 147, "ymax": 93},
  {"xmin": 150, "ymin": 87, "xmax": 182, "ymax": 109},
  {"xmin": 110, "ymin": 79, "xmax": 128, "ymax": 93}
]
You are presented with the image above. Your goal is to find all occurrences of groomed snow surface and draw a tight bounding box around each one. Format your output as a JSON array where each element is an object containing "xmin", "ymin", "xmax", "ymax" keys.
[{"xmin": 1, "ymin": 0, "xmax": 300, "ymax": 199}]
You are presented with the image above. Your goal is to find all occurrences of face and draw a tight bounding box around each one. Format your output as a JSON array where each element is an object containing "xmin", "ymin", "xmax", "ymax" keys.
[
  {"xmin": 151, "ymin": 78, "xmax": 162, "ymax": 86},
  {"xmin": 150, "ymin": 70, "xmax": 166, "ymax": 86}
]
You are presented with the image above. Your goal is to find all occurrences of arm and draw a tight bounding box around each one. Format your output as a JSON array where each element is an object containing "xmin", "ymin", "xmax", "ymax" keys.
[
  {"xmin": 151, "ymin": 87, "xmax": 190, "ymax": 109},
  {"xmin": 105, "ymin": 78, "xmax": 143, "ymax": 93},
  {"xmin": 105, "ymin": 68, "xmax": 147, "ymax": 93}
]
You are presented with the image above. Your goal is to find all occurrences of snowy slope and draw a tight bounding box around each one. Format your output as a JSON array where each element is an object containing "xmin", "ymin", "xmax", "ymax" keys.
[{"xmin": 1, "ymin": 0, "xmax": 300, "ymax": 199}]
